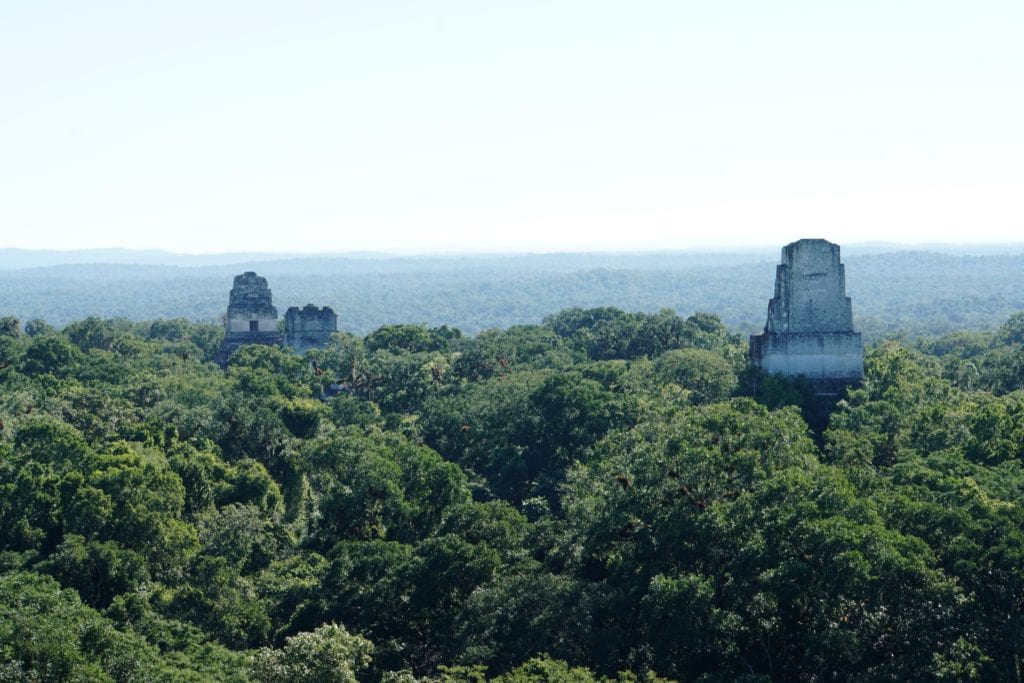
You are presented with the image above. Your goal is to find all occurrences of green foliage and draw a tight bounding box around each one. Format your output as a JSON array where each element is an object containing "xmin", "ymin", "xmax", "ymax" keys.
[
  {"xmin": 365, "ymin": 324, "xmax": 463, "ymax": 354},
  {"xmin": 281, "ymin": 397, "xmax": 328, "ymax": 438},
  {"xmin": 64, "ymin": 316, "xmax": 129, "ymax": 352},
  {"xmin": 37, "ymin": 535, "xmax": 149, "ymax": 609},
  {"xmin": 23, "ymin": 318, "xmax": 54, "ymax": 337},
  {"xmin": 5, "ymin": 307, "xmax": 1024, "ymax": 680},
  {"xmin": 456, "ymin": 573, "xmax": 591, "ymax": 672},
  {"xmin": 420, "ymin": 366, "xmax": 635, "ymax": 504},
  {"xmin": 1001, "ymin": 311, "xmax": 1024, "ymax": 345},
  {"xmin": 301, "ymin": 428, "xmax": 471, "ymax": 545},
  {"xmin": 21, "ymin": 333, "xmax": 82, "ymax": 376},
  {"xmin": 544, "ymin": 307, "xmax": 737, "ymax": 361},
  {"xmin": 433, "ymin": 656, "xmax": 674, "ymax": 682},
  {"xmin": 248, "ymin": 622, "xmax": 374, "ymax": 683},
  {"xmin": 169, "ymin": 555, "xmax": 272, "ymax": 648},
  {"xmin": 0, "ymin": 571, "xmax": 167, "ymax": 682},
  {"xmin": 497, "ymin": 656, "xmax": 673, "ymax": 682},
  {"xmin": 146, "ymin": 317, "xmax": 224, "ymax": 360},
  {"xmin": 0, "ymin": 316, "xmax": 21, "ymax": 338},
  {"xmin": 654, "ymin": 348, "xmax": 736, "ymax": 404},
  {"xmin": 451, "ymin": 325, "xmax": 572, "ymax": 381},
  {"xmin": 329, "ymin": 393, "xmax": 384, "ymax": 428}
]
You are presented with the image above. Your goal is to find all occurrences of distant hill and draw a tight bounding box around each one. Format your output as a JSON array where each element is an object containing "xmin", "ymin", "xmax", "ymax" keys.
[
  {"xmin": 1, "ymin": 247, "xmax": 1023, "ymax": 339},
  {"xmin": 0, "ymin": 248, "xmax": 782, "ymax": 272},
  {"xmin": 2, "ymin": 242, "xmax": 1022, "ymax": 270}
]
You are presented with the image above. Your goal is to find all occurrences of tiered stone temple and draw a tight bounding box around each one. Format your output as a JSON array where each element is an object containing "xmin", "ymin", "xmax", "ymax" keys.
[
  {"xmin": 749, "ymin": 239, "xmax": 863, "ymax": 394},
  {"xmin": 216, "ymin": 272, "xmax": 283, "ymax": 363}
]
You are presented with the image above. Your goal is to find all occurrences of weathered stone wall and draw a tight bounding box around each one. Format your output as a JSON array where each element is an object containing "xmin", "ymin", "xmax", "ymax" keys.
[
  {"xmin": 751, "ymin": 239, "xmax": 863, "ymax": 391},
  {"xmin": 227, "ymin": 317, "xmax": 278, "ymax": 333},
  {"xmin": 749, "ymin": 332, "xmax": 864, "ymax": 378},
  {"xmin": 284, "ymin": 305, "xmax": 337, "ymax": 354},
  {"xmin": 765, "ymin": 240, "xmax": 855, "ymax": 334}
]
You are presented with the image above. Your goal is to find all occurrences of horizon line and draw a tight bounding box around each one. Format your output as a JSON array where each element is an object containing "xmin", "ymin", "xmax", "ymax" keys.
[{"xmin": 5, "ymin": 239, "xmax": 1024, "ymax": 259}]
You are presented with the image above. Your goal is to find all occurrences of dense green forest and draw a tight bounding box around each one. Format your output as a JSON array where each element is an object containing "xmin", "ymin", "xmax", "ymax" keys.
[
  {"xmin": 4, "ymin": 306, "xmax": 1024, "ymax": 680},
  {"xmin": 3, "ymin": 249, "xmax": 1024, "ymax": 339}
]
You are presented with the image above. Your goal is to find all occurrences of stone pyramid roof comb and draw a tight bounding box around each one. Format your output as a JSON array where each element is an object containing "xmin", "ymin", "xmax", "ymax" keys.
[{"xmin": 749, "ymin": 238, "xmax": 863, "ymax": 389}]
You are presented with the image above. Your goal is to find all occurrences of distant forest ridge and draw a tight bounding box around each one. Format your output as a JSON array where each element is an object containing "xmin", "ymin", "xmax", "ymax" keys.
[
  {"xmin": 2, "ymin": 242, "xmax": 1024, "ymax": 270},
  {"xmin": 2, "ymin": 247, "xmax": 1024, "ymax": 340}
]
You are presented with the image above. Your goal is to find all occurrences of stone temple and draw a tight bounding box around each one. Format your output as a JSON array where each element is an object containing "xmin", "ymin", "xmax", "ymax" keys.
[
  {"xmin": 215, "ymin": 272, "xmax": 337, "ymax": 364},
  {"xmin": 749, "ymin": 239, "xmax": 863, "ymax": 394},
  {"xmin": 216, "ymin": 272, "xmax": 283, "ymax": 363},
  {"xmin": 284, "ymin": 305, "xmax": 338, "ymax": 354}
]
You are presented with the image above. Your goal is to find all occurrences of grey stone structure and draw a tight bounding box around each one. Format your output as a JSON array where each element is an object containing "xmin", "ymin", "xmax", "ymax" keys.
[
  {"xmin": 749, "ymin": 239, "xmax": 863, "ymax": 393},
  {"xmin": 216, "ymin": 272, "xmax": 283, "ymax": 364},
  {"xmin": 284, "ymin": 304, "xmax": 338, "ymax": 354},
  {"xmin": 215, "ymin": 272, "xmax": 338, "ymax": 365}
]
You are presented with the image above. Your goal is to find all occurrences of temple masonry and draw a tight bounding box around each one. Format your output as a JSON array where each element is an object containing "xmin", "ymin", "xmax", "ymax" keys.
[
  {"xmin": 284, "ymin": 304, "xmax": 338, "ymax": 354},
  {"xmin": 749, "ymin": 239, "xmax": 863, "ymax": 394},
  {"xmin": 215, "ymin": 271, "xmax": 337, "ymax": 364}
]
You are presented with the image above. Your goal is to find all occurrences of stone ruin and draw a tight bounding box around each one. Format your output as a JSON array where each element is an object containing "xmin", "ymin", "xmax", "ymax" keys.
[
  {"xmin": 216, "ymin": 251, "xmax": 863, "ymax": 384},
  {"xmin": 216, "ymin": 272, "xmax": 283, "ymax": 364},
  {"xmin": 284, "ymin": 304, "xmax": 338, "ymax": 354},
  {"xmin": 749, "ymin": 239, "xmax": 863, "ymax": 394},
  {"xmin": 215, "ymin": 272, "xmax": 337, "ymax": 364}
]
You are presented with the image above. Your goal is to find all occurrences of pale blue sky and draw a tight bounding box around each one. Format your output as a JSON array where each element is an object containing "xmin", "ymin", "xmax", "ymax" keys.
[{"xmin": 1, "ymin": 1, "xmax": 1022, "ymax": 253}]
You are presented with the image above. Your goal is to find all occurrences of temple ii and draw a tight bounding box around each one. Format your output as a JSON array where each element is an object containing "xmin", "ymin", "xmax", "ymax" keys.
[{"xmin": 749, "ymin": 239, "xmax": 863, "ymax": 394}]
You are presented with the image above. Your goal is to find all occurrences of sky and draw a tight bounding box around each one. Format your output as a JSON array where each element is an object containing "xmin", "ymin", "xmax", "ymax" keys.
[{"xmin": 1, "ymin": 1, "xmax": 1022, "ymax": 254}]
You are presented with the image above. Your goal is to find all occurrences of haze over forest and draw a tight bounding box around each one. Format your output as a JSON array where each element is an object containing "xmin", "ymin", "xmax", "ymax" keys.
[
  {"xmin": 4, "ymin": 241, "xmax": 1024, "ymax": 679},
  {"xmin": 2, "ymin": 244, "xmax": 1024, "ymax": 342}
]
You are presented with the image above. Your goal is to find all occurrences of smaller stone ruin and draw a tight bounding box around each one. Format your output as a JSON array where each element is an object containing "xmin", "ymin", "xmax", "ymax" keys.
[
  {"xmin": 284, "ymin": 305, "xmax": 338, "ymax": 354},
  {"xmin": 749, "ymin": 239, "xmax": 863, "ymax": 395}
]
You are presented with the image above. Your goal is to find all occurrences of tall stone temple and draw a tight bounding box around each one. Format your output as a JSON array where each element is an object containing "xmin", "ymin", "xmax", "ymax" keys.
[
  {"xmin": 749, "ymin": 239, "xmax": 863, "ymax": 395},
  {"xmin": 215, "ymin": 271, "xmax": 337, "ymax": 364}
]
